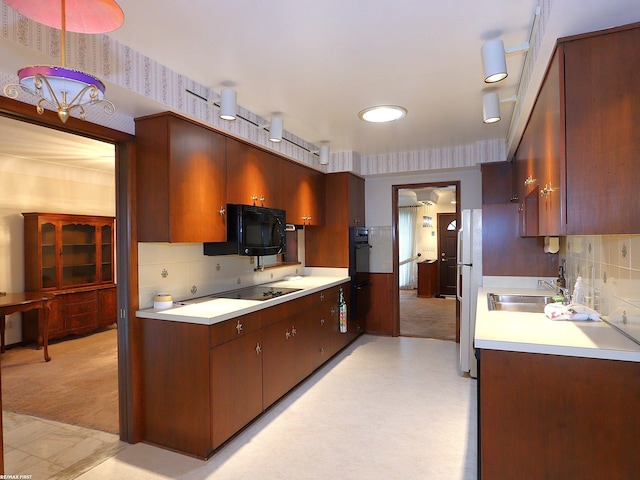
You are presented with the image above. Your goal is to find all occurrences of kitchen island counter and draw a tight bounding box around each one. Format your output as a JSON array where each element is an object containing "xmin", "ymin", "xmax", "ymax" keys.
[
  {"xmin": 474, "ymin": 286, "xmax": 640, "ymax": 362},
  {"xmin": 136, "ymin": 275, "xmax": 350, "ymax": 325}
]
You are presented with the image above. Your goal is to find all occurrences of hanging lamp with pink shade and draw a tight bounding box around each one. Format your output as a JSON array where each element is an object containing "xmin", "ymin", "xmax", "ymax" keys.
[{"xmin": 3, "ymin": 0, "xmax": 124, "ymax": 123}]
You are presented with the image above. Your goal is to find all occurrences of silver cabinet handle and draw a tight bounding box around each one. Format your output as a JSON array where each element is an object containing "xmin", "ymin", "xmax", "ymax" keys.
[
  {"xmin": 320, "ymin": 318, "xmax": 325, "ymax": 325},
  {"xmin": 331, "ymin": 307, "xmax": 337, "ymax": 316},
  {"xmin": 219, "ymin": 206, "xmax": 226, "ymax": 216},
  {"xmin": 256, "ymin": 343, "xmax": 262, "ymax": 355},
  {"xmin": 236, "ymin": 320, "xmax": 243, "ymax": 334},
  {"xmin": 320, "ymin": 348, "xmax": 325, "ymax": 355},
  {"xmin": 285, "ymin": 329, "xmax": 291, "ymax": 340},
  {"xmin": 251, "ymin": 194, "xmax": 258, "ymax": 205},
  {"xmin": 291, "ymin": 326, "xmax": 297, "ymax": 336},
  {"xmin": 259, "ymin": 196, "xmax": 265, "ymax": 206},
  {"xmin": 320, "ymin": 292, "xmax": 325, "ymax": 302}
]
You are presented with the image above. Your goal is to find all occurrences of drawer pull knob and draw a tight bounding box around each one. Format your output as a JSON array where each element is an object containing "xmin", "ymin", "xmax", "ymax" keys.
[
  {"xmin": 255, "ymin": 343, "xmax": 262, "ymax": 355},
  {"xmin": 236, "ymin": 320, "xmax": 243, "ymax": 334}
]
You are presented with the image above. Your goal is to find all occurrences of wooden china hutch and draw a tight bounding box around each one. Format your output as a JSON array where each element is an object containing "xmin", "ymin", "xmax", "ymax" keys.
[{"xmin": 22, "ymin": 213, "xmax": 117, "ymax": 346}]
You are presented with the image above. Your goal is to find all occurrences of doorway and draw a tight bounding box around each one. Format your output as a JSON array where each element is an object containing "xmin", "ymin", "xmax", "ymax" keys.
[
  {"xmin": 394, "ymin": 182, "xmax": 460, "ymax": 340},
  {"xmin": 0, "ymin": 98, "xmax": 136, "ymax": 475}
]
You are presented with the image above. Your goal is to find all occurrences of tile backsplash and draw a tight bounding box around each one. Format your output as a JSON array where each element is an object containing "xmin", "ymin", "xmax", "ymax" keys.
[
  {"xmin": 138, "ymin": 237, "xmax": 305, "ymax": 309},
  {"xmin": 563, "ymin": 235, "xmax": 640, "ymax": 339}
]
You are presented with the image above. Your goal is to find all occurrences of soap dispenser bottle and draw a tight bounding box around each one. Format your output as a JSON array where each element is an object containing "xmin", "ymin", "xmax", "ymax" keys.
[{"xmin": 572, "ymin": 276, "xmax": 585, "ymax": 305}]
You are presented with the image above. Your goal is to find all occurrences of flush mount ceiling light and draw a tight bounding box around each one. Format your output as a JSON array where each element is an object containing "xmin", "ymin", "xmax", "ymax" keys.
[
  {"xmin": 3, "ymin": 0, "xmax": 123, "ymax": 123},
  {"xmin": 483, "ymin": 92, "xmax": 517, "ymax": 124},
  {"xmin": 219, "ymin": 88, "xmax": 237, "ymax": 120},
  {"xmin": 268, "ymin": 117, "xmax": 283, "ymax": 142},
  {"xmin": 358, "ymin": 105, "xmax": 407, "ymax": 123}
]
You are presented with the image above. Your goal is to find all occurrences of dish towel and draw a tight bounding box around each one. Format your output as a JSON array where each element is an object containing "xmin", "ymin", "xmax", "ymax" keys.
[{"xmin": 544, "ymin": 303, "xmax": 601, "ymax": 321}]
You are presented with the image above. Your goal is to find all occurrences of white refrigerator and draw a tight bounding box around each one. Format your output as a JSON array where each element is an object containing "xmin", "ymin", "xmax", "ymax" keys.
[{"xmin": 457, "ymin": 209, "xmax": 482, "ymax": 378}]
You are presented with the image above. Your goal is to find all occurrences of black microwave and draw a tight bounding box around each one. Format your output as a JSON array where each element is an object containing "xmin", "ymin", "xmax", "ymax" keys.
[{"xmin": 204, "ymin": 204, "xmax": 286, "ymax": 256}]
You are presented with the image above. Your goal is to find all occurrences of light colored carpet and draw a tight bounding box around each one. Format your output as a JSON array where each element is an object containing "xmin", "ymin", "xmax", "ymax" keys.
[
  {"xmin": 1, "ymin": 326, "xmax": 118, "ymax": 434},
  {"xmin": 400, "ymin": 289, "xmax": 457, "ymax": 341}
]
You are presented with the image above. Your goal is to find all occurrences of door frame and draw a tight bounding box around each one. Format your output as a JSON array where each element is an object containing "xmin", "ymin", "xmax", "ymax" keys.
[
  {"xmin": 392, "ymin": 181, "xmax": 460, "ymax": 337},
  {"xmin": 0, "ymin": 96, "xmax": 141, "ymax": 442}
]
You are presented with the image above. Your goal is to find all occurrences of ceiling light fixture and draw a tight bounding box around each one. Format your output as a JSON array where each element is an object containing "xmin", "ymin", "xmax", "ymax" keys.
[
  {"xmin": 319, "ymin": 145, "xmax": 330, "ymax": 165},
  {"xmin": 482, "ymin": 92, "xmax": 517, "ymax": 124},
  {"xmin": 3, "ymin": 0, "xmax": 122, "ymax": 124},
  {"xmin": 268, "ymin": 117, "xmax": 283, "ymax": 142},
  {"xmin": 219, "ymin": 88, "xmax": 237, "ymax": 120},
  {"xmin": 358, "ymin": 105, "xmax": 407, "ymax": 123},
  {"xmin": 481, "ymin": 38, "xmax": 530, "ymax": 83}
]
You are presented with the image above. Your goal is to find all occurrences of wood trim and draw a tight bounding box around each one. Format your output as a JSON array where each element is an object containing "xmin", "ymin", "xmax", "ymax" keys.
[
  {"xmin": 365, "ymin": 273, "xmax": 395, "ymax": 336},
  {"xmin": 392, "ymin": 181, "xmax": 460, "ymax": 338}
]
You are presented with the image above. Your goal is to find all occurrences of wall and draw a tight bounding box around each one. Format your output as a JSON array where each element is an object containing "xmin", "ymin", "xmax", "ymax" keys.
[
  {"xmin": 365, "ymin": 167, "xmax": 482, "ymax": 273},
  {"xmin": 0, "ymin": 155, "xmax": 115, "ymax": 344},
  {"xmin": 563, "ymin": 235, "xmax": 640, "ymax": 340},
  {"xmin": 137, "ymin": 231, "xmax": 309, "ymax": 309}
]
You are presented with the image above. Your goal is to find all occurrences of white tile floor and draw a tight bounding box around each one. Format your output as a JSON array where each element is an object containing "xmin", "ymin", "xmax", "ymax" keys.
[{"xmin": 5, "ymin": 335, "xmax": 478, "ymax": 480}]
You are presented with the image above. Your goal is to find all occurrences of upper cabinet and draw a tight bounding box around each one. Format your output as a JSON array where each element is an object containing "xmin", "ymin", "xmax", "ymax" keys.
[
  {"xmin": 23, "ymin": 213, "xmax": 115, "ymax": 291},
  {"xmin": 135, "ymin": 112, "xmax": 227, "ymax": 243},
  {"xmin": 563, "ymin": 24, "xmax": 640, "ymax": 234},
  {"xmin": 281, "ymin": 160, "xmax": 325, "ymax": 226},
  {"xmin": 226, "ymin": 138, "xmax": 283, "ymax": 210},
  {"xmin": 326, "ymin": 172, "xmax": 365, "ymax": 227},
  {"xmin": 515, "ymin": 22, "xmax": 640, "ymax": 236}
]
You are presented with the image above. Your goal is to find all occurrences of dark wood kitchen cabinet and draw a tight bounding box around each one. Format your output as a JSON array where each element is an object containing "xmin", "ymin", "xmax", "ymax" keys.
[
  {"xmin": 140, "ymin": 281, "xmax": 356, "ymax": 459},
  {"xmin": 135, "ymin": 112, "xmax": 227, "ymax": 242},
  {"xmin": 22, "ymin": 213, "xmax": 117, "ymax": 345},
  {"xmin": 281, "ymin": 160, "xmax": 325, "ymax": 225},
  {"xmin": 478, "ymin": 349, "xmax": 640, "ymax": 479},
  {"xmin": 226, "ymin": 137, "xmax": 284, "ymax": 209},
  {"xmin": 305, "ymin": 172, "xmax": 365, "ymax": 268},
  {"xmin": 513, "ymin": 22, "xmax": 640, "ymax": 235}
]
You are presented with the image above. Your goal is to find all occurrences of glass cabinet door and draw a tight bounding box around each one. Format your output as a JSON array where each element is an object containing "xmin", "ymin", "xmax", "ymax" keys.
[
  {"xmin": 101, "ymin": 224, "xmax": 113, "ymax": 283},
  {"xmin": 41, "ymin": 222, "xmax": 57, "ymax": 289},
  {"xmin": 61, "ymin": 223, "xmax": 97, "ymax": 286}
]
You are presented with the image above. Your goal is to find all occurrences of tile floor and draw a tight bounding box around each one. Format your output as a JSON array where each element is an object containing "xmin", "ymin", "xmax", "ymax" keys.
[
  {"xmin": 3, "ymin": 411, "xmax": 125, "ymax": 479},
  {"xmin": 4, "ymin": 335, "xmax": 477, "ymax": 479}
]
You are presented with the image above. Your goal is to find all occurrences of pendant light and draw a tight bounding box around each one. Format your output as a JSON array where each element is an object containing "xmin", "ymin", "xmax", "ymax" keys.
[{"xmin": 3, "ymin": 0, "xmax": 123, "ymax": 123}]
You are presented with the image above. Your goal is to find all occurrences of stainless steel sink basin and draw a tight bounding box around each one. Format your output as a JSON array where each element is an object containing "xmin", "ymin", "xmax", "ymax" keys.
[{"xmin": 487, "ymin": 293, "xmax": 556, "ymax": 313}]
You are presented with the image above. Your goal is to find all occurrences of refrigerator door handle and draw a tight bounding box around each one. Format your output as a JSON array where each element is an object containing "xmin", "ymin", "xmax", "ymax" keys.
[{"xmin": 456, "ymin": 264, "xmax": 462, "ymax": 302}]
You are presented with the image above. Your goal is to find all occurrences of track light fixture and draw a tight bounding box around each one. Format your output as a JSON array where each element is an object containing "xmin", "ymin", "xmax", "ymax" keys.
[
  {"xmin": 319, "ymin": 145, "xmax": 330, "ymax": 165},
  {"xmin": 482, "ymin": 92, "xmax": 517, "ymax": 124},
  {"xmin": 268, "ymin": 117, "xmax": 283, "ymax": 142},
  {"xmin": 219, "ymin": 88, "xmax": 237, "ymax": 120},
  {"xmin": 481, "ymin": 38, "xmax": 530, "ymax": 83}
]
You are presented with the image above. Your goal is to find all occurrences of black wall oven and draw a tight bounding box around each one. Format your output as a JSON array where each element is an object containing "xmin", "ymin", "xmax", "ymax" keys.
[{"xmin": 350, "ymin": 227, "xmax": 371, "ymax": 322}]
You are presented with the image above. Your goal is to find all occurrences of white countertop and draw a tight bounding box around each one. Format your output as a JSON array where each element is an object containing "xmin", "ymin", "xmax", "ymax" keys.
[
  {"xmin": 474, "ymin": 286, "xmax": 640, "ymax": 362},
  {"xmin": 136, "ymin": 275, "xmax": 350, "ymax": 325}
]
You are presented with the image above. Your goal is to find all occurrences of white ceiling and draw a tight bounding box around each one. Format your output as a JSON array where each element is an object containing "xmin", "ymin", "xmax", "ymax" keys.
[{"xmin": 1, "ymin": 0, "xmax": 640, "ymax": 169}]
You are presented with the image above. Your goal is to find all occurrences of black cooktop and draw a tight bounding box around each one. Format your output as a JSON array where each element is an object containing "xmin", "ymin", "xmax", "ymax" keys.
[{"xmin": 211, "ymin": 285, "xmax": 302, "ymax": 301}]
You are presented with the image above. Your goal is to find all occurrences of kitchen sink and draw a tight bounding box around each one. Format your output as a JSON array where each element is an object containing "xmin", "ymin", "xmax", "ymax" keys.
[{"xmin": 487, "ymin": 293, "xmax": 556, "ymax": 313}]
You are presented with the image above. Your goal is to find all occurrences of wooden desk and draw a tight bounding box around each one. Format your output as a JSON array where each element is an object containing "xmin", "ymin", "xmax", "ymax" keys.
[
  {"xmin": 417, "ymin": 260, "xmax": 438, "ymax": 298},
  {"xmin": 0, "ymin": 292, "xmax": 53, "ymax": 362}
]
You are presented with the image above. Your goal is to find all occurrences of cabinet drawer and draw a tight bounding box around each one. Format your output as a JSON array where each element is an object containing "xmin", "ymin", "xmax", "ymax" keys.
[
  {"xmin": 64, "ymin": 299, "xmax": 97, "ymax": 316},
  {"xmin": 64, "ymin": 290, "xmax": 97, "ymax": 304},
  {"xmin": 210, "ymin": 311, "xmax": 262, "ymax": 348},
  {"xmin": 65, "ymin": 312, "xmax": 98, "ymax": 332}
]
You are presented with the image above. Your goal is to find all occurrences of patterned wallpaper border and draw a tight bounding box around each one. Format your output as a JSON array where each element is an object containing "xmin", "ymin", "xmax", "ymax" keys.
[{"xmin": 1, "ymin": 0, "xmax": 554, "ymax": 175}]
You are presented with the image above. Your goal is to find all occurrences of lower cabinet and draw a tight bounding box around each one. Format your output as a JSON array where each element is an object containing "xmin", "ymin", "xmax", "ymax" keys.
[
  {"xmin": 478, "ymin": 349, "xmax": 640, "ymax": 479},
  {"xmin": 22, "ymin": 285, "xmax": 117, "ymax": 346},
  {"xmin": 141, "ymin": 282, "xmax": 358, "ymax": 459}
]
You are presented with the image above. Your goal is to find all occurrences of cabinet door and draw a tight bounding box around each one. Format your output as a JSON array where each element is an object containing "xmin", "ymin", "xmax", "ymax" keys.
[
  {"xmin": 97, "ymin": 287, "xmax": 117, "ymax": 328},
  {"xmin": 210, "ymin": 330, "xmax": 263, "ymax": 449},
  {"xmin": 61, "ymin": 222, "xmax": 97, "ymax": 287},
  {"xmin": 281, "ymin": 161, "xmax": 325, "ymax": 225},
  {"xmin": 226, "ymin": 138, "xmax": 283, "ymax": 209},
  {"xmin": 564, "ymin": 27, "xmax": 640, "ymax": 234},
  {"xmin": 348, "ymin": 173, "xmax": 366, "ymax": 226},
  {"xmin": 39, "ymin": 220, "xmax": 59, "ymax": 290},
  {"xmin": 136, "ymin": 113, "xmax": 227, "ymax": 242},
  {"xmin": 262, "ymin": 317, "xmax": 298, "ymax": 409},
  {"xmin": 168, "ymin": 116, "xmax": 227, "ymax": 242},
  {"xmin": 100, "ymin": 223, "xmax": 114, "ymax": 284}
]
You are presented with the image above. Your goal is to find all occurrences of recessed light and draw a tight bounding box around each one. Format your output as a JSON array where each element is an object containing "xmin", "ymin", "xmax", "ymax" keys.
[{"xmin": 358, "ymin": 105, "xmax": 407, "ymax": 123}]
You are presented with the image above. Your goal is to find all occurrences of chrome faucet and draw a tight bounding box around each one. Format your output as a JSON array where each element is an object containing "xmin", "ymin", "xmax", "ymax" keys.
[{"xmin": 538, "ymin": 279, "xmax": 570, "ymax": 304}]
